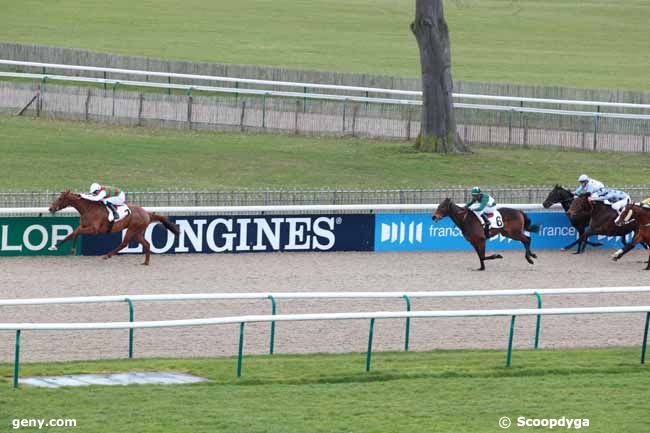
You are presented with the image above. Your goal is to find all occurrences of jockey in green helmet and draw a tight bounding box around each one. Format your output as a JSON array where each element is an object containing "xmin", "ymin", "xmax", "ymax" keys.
[{"xmin": 465, "ymin": 186, "xmax": 497, "ymax": 237}]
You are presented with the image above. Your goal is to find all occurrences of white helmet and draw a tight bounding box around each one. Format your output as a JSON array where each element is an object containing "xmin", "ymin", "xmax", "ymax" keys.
[
  {"xmin": 578, "ymin": 174, "xmax": 589, "ymax": 182},
  {"xmin": 89, "ymin": 182, "xmax": 101, "ymax": 193}
]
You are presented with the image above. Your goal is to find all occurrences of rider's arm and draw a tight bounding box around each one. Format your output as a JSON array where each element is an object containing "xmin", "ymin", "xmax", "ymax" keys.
[
  {"xmin": 473, "ymin": 195, "xmax": 490, "ymax": 212},
  {"xmin": 81, "ymin": 191, "xmax": 106, "ymax": 201}
]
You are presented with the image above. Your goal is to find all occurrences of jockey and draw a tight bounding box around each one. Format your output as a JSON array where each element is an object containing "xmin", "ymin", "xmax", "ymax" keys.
[
  {"xmin": 83, "ymin": 182, "xmax": 126, "ymax": 222},
  {"xmin": 589, "ymin": 187, "xmax": 631, "ymax": 215},
  {"xmin": 575, "ymin": 174, "xmax": 604, "ymax": 196},
  {"xmin": 465, "ymin": 186, "xmax": 497, "ymax": 237}
]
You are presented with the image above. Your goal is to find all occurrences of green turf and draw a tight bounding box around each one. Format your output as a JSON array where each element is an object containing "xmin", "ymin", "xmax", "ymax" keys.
[
  {"xmin": 2, "ymin": 0, "xmax": 649, "ymax": 90},
  {"xmin": 1, "ymin": 115, "xmax": 648, "ymax": 191},
  {"xmin": 1, "ymin": 348, "xmax": 648, "ymax": 432}
]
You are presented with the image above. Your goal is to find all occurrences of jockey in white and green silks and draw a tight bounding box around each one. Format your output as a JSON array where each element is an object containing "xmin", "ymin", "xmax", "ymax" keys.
[
  {"xmin": 465, "ymin": 186, "xmax": 497, "ymax": 236},
  {"xmin": 82, "ymin": 182, "xmax": 126, "ymax": 222}
]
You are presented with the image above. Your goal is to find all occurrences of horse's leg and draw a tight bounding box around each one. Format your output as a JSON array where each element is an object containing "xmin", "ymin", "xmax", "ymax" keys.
[
  {"xmin": 471, "ymin": 241, "xmax": 486, "ymax": 271},
  {"xmin": 135, "ymin": 232, "xmax": 151, "ymax": 266},
  {"xmin": 103, "ymin": 228, "xmax": 136, "ymax": 260},
  {"xmin": 612, "ymin": 232, "xmax": 642, "ymax": 261},
  {"xmin": 50, "ymin": 225, "xmax": 97, "ymax": 253},
  {"xmin": 574, "ymin": 229, "xmax": 591, "ymax": 254}
]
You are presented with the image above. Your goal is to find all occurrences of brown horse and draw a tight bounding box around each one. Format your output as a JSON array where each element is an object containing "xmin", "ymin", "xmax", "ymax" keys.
[
  {"xmin": 612, "ymin": 202, "xmax": 650, "ymax": 269},
  {"xmin": 48, "ymin": 191, "xmax": 179, "ymax": 265},
  {"xmin": 542, "ymin": 185, "xmax": 602, "ymax": 251},
  {"xmin": 567, "ymin": 193, "xmax": 637, "ymax": 255},
  {"xmin": 432, "ymin": 198, "xmax": 539, "ymax": 271}
]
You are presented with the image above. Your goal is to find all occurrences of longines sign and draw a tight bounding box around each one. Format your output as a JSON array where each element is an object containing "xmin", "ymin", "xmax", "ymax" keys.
[{"xmin": 81, "ymin": 214, "xmax": 375, "ymax": 255}]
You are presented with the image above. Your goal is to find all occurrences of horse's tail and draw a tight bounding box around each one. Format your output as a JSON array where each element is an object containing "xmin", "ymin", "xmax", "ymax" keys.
[
  {"xmin": 150, "ymin": 213, "xmax": 180, "ymax": 236},
  {"xmin": 522, "ymin": 211, "xmax": 540, "ymax": 233}
]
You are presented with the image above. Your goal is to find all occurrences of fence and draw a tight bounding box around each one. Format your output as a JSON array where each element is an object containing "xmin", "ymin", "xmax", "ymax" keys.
[
  {"xmin": 3, "ymin": 304, "xmax": 650, "ymax": 388},
  {"xmin": 3, "ymin": 286, "xmax": 650, "ymax": 356},
  {"xmin": 2, "ymin": 187, "xmax": 650, "ymax": 208},
  {"xmin": 2, "ymin": 80, "xmax": 649, "ymax": 152},
  {"xmin": 2, "ymin": 43, "xmax": 650, "ymax": 109}
]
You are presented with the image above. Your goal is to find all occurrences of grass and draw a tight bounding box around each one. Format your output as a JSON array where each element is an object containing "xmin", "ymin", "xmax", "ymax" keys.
[
  {"xmin": 1, "ymin": 347, "xmax": 648, "ymax": 432},
  {"xmin": 1, "ymin": 115, "xmax": 650, "ymax": 191},
  {"xmin": 1, "ymin": 0, "xmax": 649, "ymax": 90}
]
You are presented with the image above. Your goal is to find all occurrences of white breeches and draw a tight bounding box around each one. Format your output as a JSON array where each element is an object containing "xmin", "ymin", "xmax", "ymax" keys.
[
  {"xmin": 104, "ymin": 192, "xmax": 126, "ymax": 206},
  {"xmin": 611, "ymin": 197, "xmax": 630, "ymax": 213}
]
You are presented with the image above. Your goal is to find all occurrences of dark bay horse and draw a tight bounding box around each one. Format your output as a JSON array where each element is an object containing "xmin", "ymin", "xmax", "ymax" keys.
[
  {"xmin": 48, "ymin": 191, "xmax": 179, "ymax": 265},
  {"xmin": 432, "ymin": 198, "xmax": 539, "ymax": 271},
  {"xmin": 567, "ymin": 193, "xmax": 637, "ymax": 255},
  {"xmin": 542, "ymin": 185, "xmax": 602, "ymax": 251},
  {"xmin": 612, "ymin": 203, "xmax": 650, "ymax": 269}
]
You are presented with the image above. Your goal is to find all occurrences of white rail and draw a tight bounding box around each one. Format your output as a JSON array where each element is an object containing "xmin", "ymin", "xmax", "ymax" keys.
[
  {"xmin": 3, "ymin": 70, "xmax": 650, "ymax": 121},
  {"xmin": 2, "ymin": 306, "xmax": 650, "ymax": 330},
  {"xmin": 0, "ymin": 203, "xmax": 561, "ymax": 215},
  {"xmin": 2, "ymin": 286, "xmax": 649, "ymax": 307},
  {"xmin": 2, "ymin": 59, "xmax": 650, "ymax": 111}
]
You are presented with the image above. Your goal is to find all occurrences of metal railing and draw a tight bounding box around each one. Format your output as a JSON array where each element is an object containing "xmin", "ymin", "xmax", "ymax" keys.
[
  {"xmin": 3, "ymin": 286, "xmax": 650, "ymax": 387},
  {"xmin": 4, "ymin": 303, "xmax": 650, "ymax": 388},
  {"xmin": 2, "ymin": 59, "xmax": 650, "ymax": 113},
  {"xmin": 1, "ymin": 187, "xmax": 650, "ymax": 208}
]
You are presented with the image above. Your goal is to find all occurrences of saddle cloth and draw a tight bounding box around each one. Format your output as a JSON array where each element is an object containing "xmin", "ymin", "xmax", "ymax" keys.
[
  {"xmin": 112, "ymin": 204, "xmax": 131, "ymax": 222},
  {"xmin": 483, "ymin": 210, "xmax": 504, "ymax": 229}
]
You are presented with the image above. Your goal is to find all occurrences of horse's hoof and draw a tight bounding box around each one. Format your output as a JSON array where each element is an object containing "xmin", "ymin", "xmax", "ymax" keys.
[
  {"xmin": 560, "ymin": 247, "xmax": 567, "ymax": 251},
  {"xmin": 495, "ymin": 254, "xmax": 503, "ymax": 259},
  {"xmin": 102, "ymin": 255, "xmax": 110, "ymax": 260},
  {"xmin": 530, "ymin": 253, "xmax": 538, "ymax": 259},
  {"xmin": 48, "ymin": 245, "xmax": 58, "ymax": 251},
  {"xmin": 141, "ymin": 262, "xmax": 149, "ymax": 266}
]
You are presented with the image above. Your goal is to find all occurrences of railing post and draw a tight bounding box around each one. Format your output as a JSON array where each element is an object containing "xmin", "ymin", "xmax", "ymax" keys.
[
  {"xmin": 342, "ymin": 98, "xmax": 347, "ymax": 132},
  {"xmin": 506, "ymin": 315, "xmax": 516, "ymax": 367},
  {"xmin": 534, "ymin": 292, "xmax": 542, "ymax": 349},
  {"xmin": 262, "ymin": 93, "xmax": 267, "ymax": 129},
  {"xmin": 13, "ymin": 330, "xmax": 21, "ymax": 389},
  {"xmin": 403, "ymin": 295, "xmax": 411, "ymax": 352},
  {"xmin": 126, "ymin": 298, "xmax": 134, "ymax": 359},
  {"xmin": 167, "ymin": 76, "xmax": 171, "ymax": 95},
  {"xmin": 366, "ymin": 318, "xmax": 375, "ymax": 372},
  {"xmin": 111, "ymin": 81, "xmax": 119, "ymax": 117},
  {"xmin": 593, "ymin": 114, "xmax": 599, "ymax": 151},
  {"xmin": 237, "ymin": 322, "xmax": 245, "ymax": 378},
  {"xmin": 103, "ymin": 71, "xmax": 107, "ymax": 91},
  {"xmin": 641, "ymin": 312, "xmax": 650, "ymax": 364},
  {"xmin": 268, "ymin": 295, "xmax": 276, "ymax": 355},
  {"xmin": 508, "ymin": 109, "xmax": 513, "ymax": 145}
]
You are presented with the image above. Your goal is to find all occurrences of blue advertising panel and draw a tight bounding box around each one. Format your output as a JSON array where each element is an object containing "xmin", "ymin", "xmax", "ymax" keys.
[
  {"xmin": 374, "ymin": 212, "xmax": 633, "ymax": 252},
  {"xmin": 81, "ymin": 214, "xmax": 374, "ymax": 255}
]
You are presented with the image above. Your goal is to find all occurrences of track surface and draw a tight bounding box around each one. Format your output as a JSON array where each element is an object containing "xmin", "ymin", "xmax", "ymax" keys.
[{"xmin": 1, "ymin": 249, "xmax": 650, "ymax": 363}]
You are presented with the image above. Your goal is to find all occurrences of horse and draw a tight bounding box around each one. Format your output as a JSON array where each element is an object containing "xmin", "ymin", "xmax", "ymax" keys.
[
  {"xmin": 432, "ymin": 198, "xmax": 539, "ymax": 271},
  {"xmin": 566, "ymin": 193, "xmax": 637, "ymax": 255},
  {"xmin": 612, "ymin": 202, "xmax": 650, "ymax": 269},
  {"xmin": 542, "ymin": 185, "xmax": 602, "ymax": 251},
  {"xmin": 48, "ymin": 191, "xmax": 179, "ymax": 265}
]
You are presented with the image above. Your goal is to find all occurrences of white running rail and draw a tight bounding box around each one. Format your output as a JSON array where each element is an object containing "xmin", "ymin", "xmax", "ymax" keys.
[
  {"xmin": 2, "ymin": 286, "xmax": 650, "ymax": 306},
  {"xmin": 2, "ymin": 59, "xmax": 650, "ymax": 111}
]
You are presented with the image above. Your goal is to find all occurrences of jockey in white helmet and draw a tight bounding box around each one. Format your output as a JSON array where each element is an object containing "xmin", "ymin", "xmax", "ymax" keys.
[
  {"xmin": 575, "ymin": 174, "xmax": 604, "ymax": 196},
  {"xmin": 84, "ymin": 182, "xmax": 126, "ymax": 222}
]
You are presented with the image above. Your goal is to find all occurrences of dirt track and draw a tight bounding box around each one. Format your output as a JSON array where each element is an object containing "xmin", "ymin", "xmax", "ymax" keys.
[{"xmin": 1, "ymin": 248, "xmax": 650, "ymax": 363}]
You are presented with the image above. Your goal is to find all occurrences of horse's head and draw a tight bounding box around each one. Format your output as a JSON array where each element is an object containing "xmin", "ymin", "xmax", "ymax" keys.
[
  {"xmin": 543, "ymin": 184, "xmax": 571, "ymax": 209},
  {"xmin": 48, "ymin": 190, "xmax": 78, "ymax": 214},
  {"xmin": 614, "ymin": 202, "xmax": 637, "ymax": 227},
  {"xmin": 433, "ymin": 198, "xmax": 461, "ymax": 222},
  {"xmin": 567, "ymin": 193, "xmax": 591, "ymax": 219}
]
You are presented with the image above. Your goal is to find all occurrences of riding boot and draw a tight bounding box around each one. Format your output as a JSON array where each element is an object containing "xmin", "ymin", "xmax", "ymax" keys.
[
  {"xmin": 481, "ymin": 215, "xmax": 491, "ymax": 238},
  {"xmin": 105, "ymin": 202, "xmax": 119, "ymax": 222}
]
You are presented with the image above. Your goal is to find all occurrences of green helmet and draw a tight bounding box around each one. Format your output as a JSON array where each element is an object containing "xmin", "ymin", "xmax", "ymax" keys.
[{"xmin": 471, "ymin": 186, "xmax": 482, "ymax": 195}]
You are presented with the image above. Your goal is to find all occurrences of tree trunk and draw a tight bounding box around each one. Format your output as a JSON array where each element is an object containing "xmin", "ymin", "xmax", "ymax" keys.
[{"xmin": 411, "ymin": 0, "xmax": 467, "ymax": 153}]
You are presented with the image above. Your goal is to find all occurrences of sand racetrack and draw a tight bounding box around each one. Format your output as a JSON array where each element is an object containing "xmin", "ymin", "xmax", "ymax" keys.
[{"xmin": 1, "ymin": 248, "xmax": 650, "ymax": 363}]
